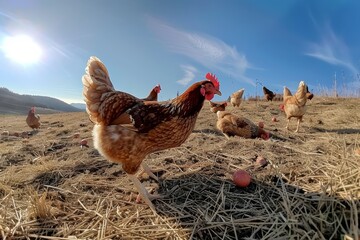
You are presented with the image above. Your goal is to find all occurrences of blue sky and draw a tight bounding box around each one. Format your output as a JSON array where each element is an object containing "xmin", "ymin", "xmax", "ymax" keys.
[{"xmin": 0, "ymin": 0, "xmax": 360, "ymax": 103}]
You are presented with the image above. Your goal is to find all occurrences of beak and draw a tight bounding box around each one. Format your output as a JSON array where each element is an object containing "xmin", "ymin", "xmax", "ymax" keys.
[{"xmin": 215, "ymin": 90, "xmax": 222, "ymax": 96}]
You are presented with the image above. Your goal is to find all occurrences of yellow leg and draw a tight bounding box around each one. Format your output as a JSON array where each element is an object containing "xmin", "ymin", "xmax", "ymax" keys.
[
  {"xmin": 295, "ymin": 118, "xmax": 301, "ymax": 133},
  {"xmin": 128, "ymin": 174, "xmax": 156, "ymax": 211},
  {"xmin": 285, "ymin": 119, "xmax": 290, "ymax": 131}
]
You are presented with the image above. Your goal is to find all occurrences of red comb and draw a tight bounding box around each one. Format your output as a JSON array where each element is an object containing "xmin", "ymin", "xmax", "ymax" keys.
[{"xmin": 205, "ymin": 73, "xmax": 220, "ymax": 90}]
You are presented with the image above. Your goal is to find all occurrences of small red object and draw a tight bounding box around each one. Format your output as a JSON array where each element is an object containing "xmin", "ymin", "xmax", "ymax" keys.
[
  {"xmin": 261, "ymin": 131, "xmax": 270, "ymax": 140},
  {"xmin": 256, "ymin": 156, "xmax": 268, "ymax": 166},
  {"xmin": 279, "ymin": 104, "xmax": 285, "ymax": 111},
  {"xmin": 80, "ymin": 139, "xmax": 89, "ymax": 148},
  {"xmin": 258, "ymin": 121, "xmax": 264, "ymax": 128},
  {"xmin": 233, "ymin": 170, "xmax": 251, "ymax": 187}
]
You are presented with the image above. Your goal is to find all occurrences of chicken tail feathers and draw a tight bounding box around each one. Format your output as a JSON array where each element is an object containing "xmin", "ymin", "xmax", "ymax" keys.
[
  {"xmin": 283, "ymin": 86, "xmax": 292, "ymax": 99},
  {"xmin": 82, "ymin": 56, "xmax": 116, "ymax": 124},
  {"xmin": 84, "ymin": 56, "xmax": 113, "ymax": 88},
  {"xmin": 82, "ymin": 56, "xmax": 142, "ymax": 125},
  {"xmin": 238, "ymin": 89, "xmax": 245, "ymax": 98},
  {"xmin": 294, "ymin": 81, "xmax": 307, "ymax": 105}
]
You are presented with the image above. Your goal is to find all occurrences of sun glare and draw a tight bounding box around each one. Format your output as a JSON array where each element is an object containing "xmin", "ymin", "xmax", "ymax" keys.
[{"xmin": 2, "ymin": 35, "xmax": 42, "ymax": 65}]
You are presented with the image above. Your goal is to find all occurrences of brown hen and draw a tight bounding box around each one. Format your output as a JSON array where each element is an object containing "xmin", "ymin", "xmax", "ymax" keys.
[
  {"xmin": 262, "ymin": 86, "xmax": 276, "ymax": 101},
  {"xmin": 142, "ymin": 84, "xmax": 161, "ymax": 101},
  {"xmin": 230, "ymin": 88, "xmax": 245, "ymax": 107},
  {"xmin": 216, "ymin": 111, "xmax": 269, "ymax": 140},
  {"xmin": 283, "ymin": 81, "xmax": 308, "ymax": 132},
  {"xmin": 82, "ymin": 56, "xmax": 221, "ymax": 210},
  {"xmin": 26, "ymin": 107, "xmax": 41, "ymax": 130},
  {"xmin": 209, "ymin": 101, "xmax": 227, "ymax": 113}
]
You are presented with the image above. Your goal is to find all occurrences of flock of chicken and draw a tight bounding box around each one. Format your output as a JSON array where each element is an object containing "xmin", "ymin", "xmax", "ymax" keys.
[
  {"xmin": 24, "ymin": 56, "xmax": 313, "ymax": 211},
  {"xmin": 212, "ymin": 81, "xmax": 314, "ymax": 137},
  {"xmin": 80, "ymin": 56, "xmax": 314, "ymax": 211}
]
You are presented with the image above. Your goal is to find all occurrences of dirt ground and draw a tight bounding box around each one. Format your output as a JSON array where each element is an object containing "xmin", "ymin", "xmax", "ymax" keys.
[{"xmin": 0, "ymin": 97, "xmax": 359, "ymax": 239}]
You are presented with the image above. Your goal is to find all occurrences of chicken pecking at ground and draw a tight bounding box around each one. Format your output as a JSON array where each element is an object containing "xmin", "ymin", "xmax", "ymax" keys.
[
  {"xmin": 216, "ymin": 111, "xmax": 269, "ymax": 140},
  {"xmin": 230, "ymin": 88, "xmax": 245, "ymax": 107},
  {"xmin": 283, "ymin": 81, "xmax": 309, "ymax": 132},
  {"xmin": 26, "ymin": 107, "xmax": 41, "ymax": 130},
  {"xmin": 82, "ymin": 56, "xmax": 221, "ymax": 211},
  {"xmin": 209, "ymin": 101, "xmax": 227, "ymax": 113},
  {"xmin": 142, "ymin": 84, "xmax": 161, "ymax": 101},
  {"xmin": 262, "ymin": 86, "xmax": 276, "ymax": 101}
]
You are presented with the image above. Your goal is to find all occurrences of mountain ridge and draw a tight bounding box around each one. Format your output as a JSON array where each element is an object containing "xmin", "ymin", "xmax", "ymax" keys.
[{"xmin": 0, "ymin": 87, "xmax": 84, "ymax": 114}]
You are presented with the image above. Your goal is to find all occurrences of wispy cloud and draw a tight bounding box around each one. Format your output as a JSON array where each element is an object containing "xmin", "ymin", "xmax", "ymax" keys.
[
  {"xmin": 177, "ymin": 65, "xmax": 197, "ymax": 86},
  {"xmin": 305, "ymin": 24, "xmax": 358, "ymax": 75},
  {"xmin": 148, "ymin": 17, "xmax": 255, "ymax": 86}
]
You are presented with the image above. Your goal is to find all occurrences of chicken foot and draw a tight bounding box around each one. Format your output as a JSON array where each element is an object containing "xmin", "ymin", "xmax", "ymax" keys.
[
  {"xmin": 128, "ymin": 174, "xmax": 155, "ymax": 211},
  {"xmin": 128, "ymin": 174, "xmax": 162, "ymax": 212},
  {"xmin": 286, "ymin": 118, "xmax": 301, "ymax": 133},
  {"xmin": 141, "ymin": 162, "xmax": 159, "ymax": 181}
]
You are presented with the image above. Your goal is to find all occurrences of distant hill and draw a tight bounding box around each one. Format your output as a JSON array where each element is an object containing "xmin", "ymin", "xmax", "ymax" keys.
[
  {"xmin": 0, "ymin": 87, "xmax": 84, "ymax": 114},
  {"xmin": 70, "ymin": 103, "xmax": 86, "ymax": 110}
]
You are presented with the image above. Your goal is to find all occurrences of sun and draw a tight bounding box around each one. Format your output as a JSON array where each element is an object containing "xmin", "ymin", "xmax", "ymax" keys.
[{"xmin": 1, "ymin": 35, "xmax": 42, "ymax": 65}]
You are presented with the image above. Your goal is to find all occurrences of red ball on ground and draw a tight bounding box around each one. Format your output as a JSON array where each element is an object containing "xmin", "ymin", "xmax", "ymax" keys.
[{"xmin": 233, "ymin": 170, "xmax": 251, "ymax": 187}]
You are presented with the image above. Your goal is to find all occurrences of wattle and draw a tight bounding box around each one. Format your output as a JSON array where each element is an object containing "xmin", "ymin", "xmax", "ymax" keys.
[{"xmin": 205, "ymin": 93, "xmax": 215, "ymax": 101}]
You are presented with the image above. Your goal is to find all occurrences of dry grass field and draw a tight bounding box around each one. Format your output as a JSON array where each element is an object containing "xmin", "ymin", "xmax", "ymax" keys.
[{"xmin": 0, "ymin": 97, "xmax": 359, "ymax": 240}]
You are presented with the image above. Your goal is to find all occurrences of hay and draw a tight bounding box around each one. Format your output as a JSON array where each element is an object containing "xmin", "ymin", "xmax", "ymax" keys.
[{"xmin": 0, "ymin": 98, "xmax": 359, "ymax": 239}]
